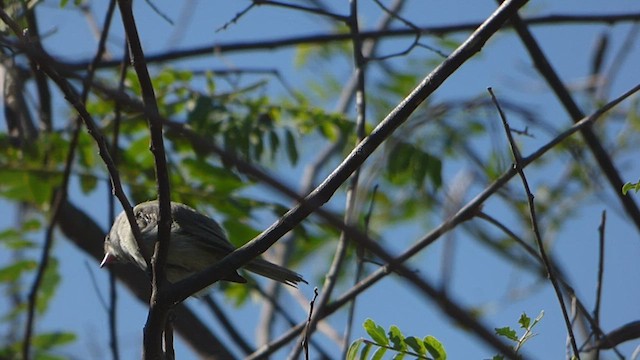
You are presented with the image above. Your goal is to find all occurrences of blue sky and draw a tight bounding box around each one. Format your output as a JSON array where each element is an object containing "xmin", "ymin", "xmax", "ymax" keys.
[{"xmin": 2, "ymin": 1, "xmax": 640, "ymax": 359}]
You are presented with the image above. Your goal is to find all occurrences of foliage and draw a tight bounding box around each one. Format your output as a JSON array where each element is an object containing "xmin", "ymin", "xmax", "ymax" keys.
[
  {"xmin": 347, "ymin": 318, "xmax": 446, "ymax": 360},
  {"xmin": 0, "ymin": 1, "xmax": 639, "ymax": 359},
  {"xmin": 0, "ymin": 218, "xmax": 68, "ymax": 356},
  {"xmin": 493, "ymin": 311, "xmax": 544, "ymax": 359},
  {"xmin": 622, "ymin": 181, "xmax": 640, "ymax": 195}
]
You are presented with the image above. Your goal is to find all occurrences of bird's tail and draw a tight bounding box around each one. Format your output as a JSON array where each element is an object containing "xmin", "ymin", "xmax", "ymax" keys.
[{"xmin": 244, "ymin": 258, "xmax": 306, "ymax": 287}]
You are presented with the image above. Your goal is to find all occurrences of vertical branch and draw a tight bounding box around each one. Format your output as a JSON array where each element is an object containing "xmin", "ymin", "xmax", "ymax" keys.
[
  {"xmin": 340, "ymin": 0, "xmax": 369, "ymax": 354},
  {"xmin": 23, "ymin": 3, "xmax": 52, "ymax": 132},
  {"xmin": 21, "ymin": 2, "xmax": 117, "ymax": 357},
  {"xmin": 116, "ymin": 0, "xmax": 173, "ymax": 358},
  {"xmin": 488, "ymin": 88, "xmax": 580, "ymax": 358},
  {"xmin": 593, "ymin": 210, "xmax": 606, "ymax": 359},
  {"xmin": 107, "ymin": 21, "xmax": 129, "ymax": 360}
]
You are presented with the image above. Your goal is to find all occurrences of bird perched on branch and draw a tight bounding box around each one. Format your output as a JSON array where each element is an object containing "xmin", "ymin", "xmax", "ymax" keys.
[{"xmin": 100, "ymin": 200, "xmax": 306, "ymax": 288}]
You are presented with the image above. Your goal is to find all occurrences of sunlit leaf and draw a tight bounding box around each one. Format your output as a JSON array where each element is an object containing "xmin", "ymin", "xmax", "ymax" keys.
[
  {"xmin": 388, "ymin": 325, "xmax": 406, "ymax": 351},
  {"xmin": 346, "ymin": 339, "xmax": 363, "ymax": 360},
  {"xmin": 495, "ymin": 326, "xmax": 518, "ymax": 341},
  {"xmin": 364, "ymin": 318, "xmax": 389, "ymax": 346},
  {"xmin": 405, "ymin": 336, "xmax": 426, "ymax": 356},
  {"xmin": 371, "ymin": 346, "xmax": 387, "ymax": 360},
  {"xmin": 519, "ymin": 313, "xmax": 531, "ymax": 329},
  {"xmin": 424, "ymin": 335, "xmax": 446, "ymax": 360}
]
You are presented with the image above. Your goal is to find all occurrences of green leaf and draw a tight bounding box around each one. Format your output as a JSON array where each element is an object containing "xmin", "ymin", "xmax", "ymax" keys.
[
  {"xmin": 285, "ymin": 129, "xmax": 299, "ymax": 165},
  {"xmin": 346, "ymin": 339, "xmax": 363, "ymax": 360},
  {"xmin": 22, "ymin": 219, "xmax": 42, "ymax": 231},
  {"xmin": 32, "ymin": 353, "xmax": 66, "ymax": 360},
  {"xmin": 360, "ymin": 342, "xmax": 373, "ymax": 359},
  {"xmin": 181, "ymin": 158, "xmax": 244, "ymax": 193},
  {"xmin": 423, "ymin": 152, "xmax": 442, "ymax": 189},
  {"xmin": 37, "ymin": 258, "xmax": 61, "ymax": 314},
  {"xmin": 386, "ymin": 141, "xmax": 442, "ymax": 189},
  {"xmin": 0, "ymin": 259, "xmax": 37, "ymax": 282},
  {"xmin": 0, "ymin": 167, "xmax": 58, "ymax": 205},
  {"xmin": 77, "ymin": 132, "xmax": 97, "ymax": 169},
  {"xmin": 32, "ymin": 331, "xmax": 76, "ymax": 350},
  {"xmin": 388, "ymin": 325, "xmax": 406, "ymax": 351},
  {"xmin": 222, "ymin": 220, "xmax": 260, "ymax": 248},
  {"xmin": 424, "ymin": 335, "xmax": 446, "ymax": 360},
  {"xmin": 622, "ymin": 181, "xmax": 640, "ymax": 195},
  {"xmin": 221, "ymin": 281, "xmax": 251, "ymax": 306},
  {"xmin": 0, "ymin": 229, "xmax": 36, "ymax": 250},
  {"xmin": 519, "ymin": 313, "xmax": 531, "ymax": 329},
  {"xmin": 364, "ymin": 318, "xmax": 389, "ymax": 346},
  {"xmin": 495, "ymin": 326, "xmax": 518, "ymax": 341},
  {"xmin": 268, "ymin": 130, "xmax": 280, "ymax": 160},
  {"xmin": 371, "ymin": 346, "xmax": 387, "ymax": 360},
  {"xmin": 79, "ymin": 174, "xmax": 98, "ymax": 194},
  {"xmin": 387, "ymin": 142, "xmax": 413, "ymax": 182},
  {"xmin": 405, "ymin": 336, "xmax": 426, "ymax": 356}
]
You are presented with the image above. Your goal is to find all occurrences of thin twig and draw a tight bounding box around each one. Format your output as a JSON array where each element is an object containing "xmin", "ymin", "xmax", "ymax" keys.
[
  {"xmin": 202, "ymin": 295, "xmax": 254, "ymax": 355},
  {"xmin": 254, "ymin": 0, "xmax": 347, "ymax": 22},
  {"xmin": 216, "ymin": 2, "xmax": 256, "ymax": 32},
  {"xmin": 598, "ymin": 24, "xmax": 640, "ymax": 100},
  {"xmin": 302, "ymin": 287, "xmax": 319, "ymax": 360},
  {"xmin": 478, "ymin": 211, "xmax": 624, "ymax": 358},
  {"xmin": 593, "ymin": 210, "xmax": 607, "ymax": 358},
  {"xmin": 252, "ymin": 283, "xmax": 334, "ymax": 359},
  {"xmin": 342, "ymin": 184, "xmax": 378, "ymax": 358},
  {"xmin": 61, "ymin": 12, "xmax": 640, "ymax": 71},
  {"xmin": 143, "ymin": 0, "xmax": 174, "ymax": 25},
  {"xmin": 505, "ymin": 6, "xmax": 640, "ymax": 235},
  {"xmin": 488, "ymin": 87, "xmax": 580, "ymax": 358}
]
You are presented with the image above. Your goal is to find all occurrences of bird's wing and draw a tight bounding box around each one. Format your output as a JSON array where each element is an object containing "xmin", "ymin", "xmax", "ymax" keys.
[{"xmin": 171, "ymin": 203, "xmax": 237, "ymax": 255}]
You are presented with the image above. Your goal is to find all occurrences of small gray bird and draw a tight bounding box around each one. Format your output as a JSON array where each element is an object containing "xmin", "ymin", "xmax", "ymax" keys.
[{"xmin": 101, "ymin": 200, "xmax": 306, "ymax": 288}]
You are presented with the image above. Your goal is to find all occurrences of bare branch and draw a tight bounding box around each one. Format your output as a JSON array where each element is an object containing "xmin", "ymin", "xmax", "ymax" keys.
[
  {"xmin": 60, "ymin": 12, "xmax": 640, "ymax": 71},
  {"xmin": 505, "ymin": 6, "xmax": 640, "ymax": 234},
  {"xmin": 489, "ymin": 87, "xmax": 580, "ymax": 358},
  {"xmin": 247, "ymin": 82, "xmax": 640, "ymax": 358},
  {"xmin": 116, "ymin": 0, "xmax": 174, "ymax": 357}
]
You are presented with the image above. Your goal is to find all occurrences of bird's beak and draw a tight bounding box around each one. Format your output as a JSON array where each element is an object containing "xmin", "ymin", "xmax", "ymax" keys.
[{"xmin": 100, "ymin": 252, "xmax": 116, "ymax": 268}]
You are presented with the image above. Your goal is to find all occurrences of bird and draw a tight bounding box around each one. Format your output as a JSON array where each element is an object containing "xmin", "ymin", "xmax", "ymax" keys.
[{"xmin": 100, "ymin": 200, "xmax": 306, "ymax": 288}]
